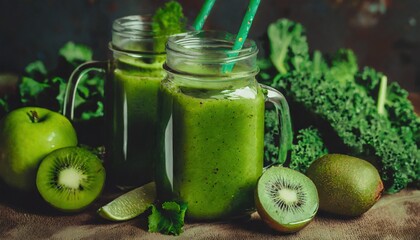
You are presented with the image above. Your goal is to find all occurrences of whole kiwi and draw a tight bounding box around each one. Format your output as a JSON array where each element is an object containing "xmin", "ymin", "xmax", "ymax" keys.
[{"xmin": 306, "ymin": 154, "xmax": 384, "ymax": 217}]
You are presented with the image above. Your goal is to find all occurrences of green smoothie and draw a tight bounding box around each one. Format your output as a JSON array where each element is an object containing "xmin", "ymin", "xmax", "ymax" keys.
[
  {"xmin": 157, "ymin": 79, "xmax": 265, "ymax": 220},
  {"xmin": 107, "ymin": 57, "xmax": 165, "ymax": 187}
]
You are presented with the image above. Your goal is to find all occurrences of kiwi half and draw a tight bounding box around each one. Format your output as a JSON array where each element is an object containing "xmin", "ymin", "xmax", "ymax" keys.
[
  {"xmin": 255, "ymin": 166, "xmax": 319, "ymax": 233},
  {"xmin": 36, "ymin": 146, "xmax": 106, "ymax": 212}
]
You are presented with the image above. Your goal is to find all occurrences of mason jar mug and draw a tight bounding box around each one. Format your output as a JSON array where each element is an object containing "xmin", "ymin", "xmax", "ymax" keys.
[
  {"xmin": 64, "ymin": 15, "xmax": 167, "ymax": 188},
  {"xmin": 156, "ymin": 30, "xmax": 293, "ymax": 220}
]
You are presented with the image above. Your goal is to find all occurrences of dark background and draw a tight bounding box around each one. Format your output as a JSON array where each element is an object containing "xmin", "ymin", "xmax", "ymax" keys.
[{"xmin": 0, "ymin": 0, "xmax": 419, "ymax": 91}]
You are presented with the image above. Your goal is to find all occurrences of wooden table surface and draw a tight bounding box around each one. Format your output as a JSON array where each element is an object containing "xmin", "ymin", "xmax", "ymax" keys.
[{"xmin": 0, "ymin": 93, "xmax": 419, "ymax": 240}]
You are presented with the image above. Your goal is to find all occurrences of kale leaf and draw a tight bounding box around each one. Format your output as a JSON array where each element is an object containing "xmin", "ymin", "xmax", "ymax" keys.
[
  {"xmin": 152, "ymin": 0, "xmax": 186, "ymax": 53},
  {"xmin": 355, "ymin": 67, "xmax": 420, "ymax": 147},
  {"xmin": 289, "ymin": 127, "xmax": 328, "ymax": 173},
  {"xmin": 268, "ymin": 19, "xmax": 310, "ymax": 74},
  {"xmin": 264, "ymin": 109, "xmax": 280, "ymax": 166}
]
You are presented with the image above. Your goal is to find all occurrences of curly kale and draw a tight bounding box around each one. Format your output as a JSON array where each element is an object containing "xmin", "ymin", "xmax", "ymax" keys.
[
  {"xmin": 326, "ymin": 48, "xmax": 358, "ymax": 85},
  {"xmin": 260, "ymin": 18, "xmax": 419, "ymax": 193},
  {"xmin": 152, "ymin": 0, "xmax": 186, "ymax": 53},
  {"xmin": 273, "ymin": 71, "xmax": 418, "ymax": 193},
  {"xmin": 386, "ymin": 82, "xmax": 420, "ymax": 147},
  {"xmin": 289, "ymin": 127, "xmax": 328, "ymax": 173},
  {"xmin": 264, "ymin": 110, "xmax": 328, "ymax": 172},
  {"xmin": 264, "ymin": 108, "xmax": 328, "ymax": 172},
  {"xmin": 355, "ymin": 66, "xmax": 384, "ymax": 96},
  {"xmin": 355, "ymin": 67, "xmax": 420, "ymax": 147},
  {"xmin": 264, "ymin": 109, "xmax": 280, "ymax": 166},
  {"xmin": 267, "ymin": 19, "xmax": 310, "ymax": 74}
]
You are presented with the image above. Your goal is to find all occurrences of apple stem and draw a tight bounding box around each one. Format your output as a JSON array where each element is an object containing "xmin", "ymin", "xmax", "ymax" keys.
[{"xmin": 28, "ymin": 110, "xmax": 39, "ymax": 123}]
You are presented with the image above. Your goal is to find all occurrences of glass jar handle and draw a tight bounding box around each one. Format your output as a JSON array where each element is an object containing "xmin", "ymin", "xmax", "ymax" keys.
[
  {"xmin": 260, "ymin": 84, "xmax": 293, "ymax": 166},
  {"xmin": 63, "ymin": 61, "xmax": 108, "ymax": 120}
]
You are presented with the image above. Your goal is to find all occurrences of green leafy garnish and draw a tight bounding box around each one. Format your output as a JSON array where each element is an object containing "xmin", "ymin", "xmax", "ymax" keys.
[
  {"xmin": 152, "ymin": 0, "xmax": 186, "ymax": 53},
  {"xmin": 152, "ymin": 1, "xmax": 186, "ymax": 36},
  {"xmin": 148, "ymin": 201, "xmax": 187, "ymax": 236}
]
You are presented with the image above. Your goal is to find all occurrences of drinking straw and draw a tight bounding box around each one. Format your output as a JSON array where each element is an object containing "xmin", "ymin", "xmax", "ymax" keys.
[
  {"xmin": 192, "ymin": 0, "xmax": 216, "ymax": 30},
  {"xmin": 222, "ymin": 0, "xmax": 261, "ymax": 73}
]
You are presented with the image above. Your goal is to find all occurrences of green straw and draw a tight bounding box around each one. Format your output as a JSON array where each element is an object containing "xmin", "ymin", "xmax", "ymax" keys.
[
  {"xmin": 222, "ymin": 0, "xmax": 261, "ymax": 73},
  {"xmin": 192, "ymin": 0, "xmax": 216, "ymax": 30}
]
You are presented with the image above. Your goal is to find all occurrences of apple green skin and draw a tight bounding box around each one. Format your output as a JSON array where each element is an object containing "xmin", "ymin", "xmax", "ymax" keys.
[{"xmin": 0, "ymin": 107, "xmax": 78, "ymax": 191}]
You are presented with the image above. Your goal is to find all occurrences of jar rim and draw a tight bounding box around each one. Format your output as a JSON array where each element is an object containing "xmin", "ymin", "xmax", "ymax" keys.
[
  {"xmin": 165, "ymin": 30, "xmax": 259, "ymax": 79},
  {"xmin": 111, "ymin": 15, "xmax": 169, "ymax": 54},
  {"xmin": 166, "ymin": 30, "xmax": 258, "ymax": 60},
  {"xmin": 113, "ymin": 15, "xmax": 154, "ymax": 38}
]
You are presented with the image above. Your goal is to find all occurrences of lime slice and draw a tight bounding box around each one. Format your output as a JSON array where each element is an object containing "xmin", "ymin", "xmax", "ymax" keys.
[{"xmin": 98, "ymin": 182, "xmax": 156, "ymax": 221}]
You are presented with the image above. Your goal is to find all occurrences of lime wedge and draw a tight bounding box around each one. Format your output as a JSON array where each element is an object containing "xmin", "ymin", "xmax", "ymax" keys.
[{"xmin": 98, "ymin": 182, "xmax": 156, "ymax": 221}]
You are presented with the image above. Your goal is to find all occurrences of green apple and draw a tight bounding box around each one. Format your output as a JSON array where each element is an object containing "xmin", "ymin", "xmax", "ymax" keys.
[{"xmin": 0, "ymin": 107, "xmax": 78, "ymax": 191}]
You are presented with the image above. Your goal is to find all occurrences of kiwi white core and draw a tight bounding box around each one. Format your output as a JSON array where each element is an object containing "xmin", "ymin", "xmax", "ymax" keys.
[
  {"xmin": 277, "ymin": 188, "xmax": 298, "ymax": 204},
  {"xmin": 58, "ymin": 168, "xmax": 87, "ymax": 189}
]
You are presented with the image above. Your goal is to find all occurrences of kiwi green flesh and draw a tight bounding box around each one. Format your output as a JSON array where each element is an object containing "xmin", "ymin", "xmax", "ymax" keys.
[
  {"xmin": 256, "ymin": 166, "xmax": 319, "ymax": 232},
  {"xmin": 256, "ymin": 197, "xmax": 313, "ymax": 233},
  {"xmin": 36, "ymin": 147, "xmax": 106, "ymax": 212}
]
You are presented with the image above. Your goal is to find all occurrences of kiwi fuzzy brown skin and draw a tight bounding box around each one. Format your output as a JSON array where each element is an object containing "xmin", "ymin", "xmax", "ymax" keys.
[
  {"xmin": 36, "ymin": 146, "xmax": 106, "ymax": 212},
  {"xmin": 306, "ymin": 154, "xmax": 384, "ymax": 217}
]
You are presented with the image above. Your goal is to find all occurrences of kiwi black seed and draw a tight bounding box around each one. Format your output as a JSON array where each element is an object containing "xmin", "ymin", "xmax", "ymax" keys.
[
  {"xmin": 36, "ymin": 146, "xmax": 106, "ymax": 212},
  {"xmin": 255, "ymin": 166, "xmax": 319, "ymax": 233},
  {"xmin": 267, "ymin": 176, "xmax": 306, "ymax": 214}
]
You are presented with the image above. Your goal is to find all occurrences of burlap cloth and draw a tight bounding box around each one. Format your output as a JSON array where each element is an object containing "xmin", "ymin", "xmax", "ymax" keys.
[{"xmin": 0, "ymin": 182, "xmax": 419, "ymax": 240}]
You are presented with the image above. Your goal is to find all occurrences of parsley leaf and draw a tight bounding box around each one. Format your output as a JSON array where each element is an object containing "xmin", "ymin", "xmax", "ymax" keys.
[{"xmin": 148, "ymin": 201, "xmax": 187, "ymax": 236}]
